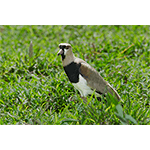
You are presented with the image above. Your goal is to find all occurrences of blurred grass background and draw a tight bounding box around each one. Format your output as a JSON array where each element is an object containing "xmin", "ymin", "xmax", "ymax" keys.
[{"xmin": 0, "ymin": 25, "xmax": 149, "ymax": 124}]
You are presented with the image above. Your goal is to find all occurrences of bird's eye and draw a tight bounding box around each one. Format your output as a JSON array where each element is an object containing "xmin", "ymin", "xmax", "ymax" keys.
[{"xmin": 66, "ymin": 46, "xmax": 69, "ymax": 49}]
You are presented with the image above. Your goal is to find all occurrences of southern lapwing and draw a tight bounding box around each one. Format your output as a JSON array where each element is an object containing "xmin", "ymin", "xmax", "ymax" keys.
[{"xmin": 57, "ymin": 43, "xmax": 120, "ymax": 100}]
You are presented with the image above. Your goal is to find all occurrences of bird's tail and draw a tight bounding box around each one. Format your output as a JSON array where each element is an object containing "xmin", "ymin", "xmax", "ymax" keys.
[{"xmin": 107, "ymin": 83, "xmax": 121, "ymax": 101}]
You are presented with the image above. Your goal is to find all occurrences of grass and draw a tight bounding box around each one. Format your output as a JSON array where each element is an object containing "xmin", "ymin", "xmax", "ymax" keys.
[{"xmin": 0, "ymin": 25, "xmax": 149, "ymax": 125}]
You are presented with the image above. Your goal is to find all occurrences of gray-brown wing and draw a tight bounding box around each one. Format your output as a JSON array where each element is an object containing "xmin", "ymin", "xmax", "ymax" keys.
[{"xmin": 74, "ymin": 57, "xmax": 120, "ymax": 100}]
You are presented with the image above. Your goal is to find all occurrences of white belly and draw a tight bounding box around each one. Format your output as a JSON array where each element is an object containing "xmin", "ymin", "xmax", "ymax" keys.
[{"xmin": 72, "ymin": 75, "xmax": 100, "ymax": 97}]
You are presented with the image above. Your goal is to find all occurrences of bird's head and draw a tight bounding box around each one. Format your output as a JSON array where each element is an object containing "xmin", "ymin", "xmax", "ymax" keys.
[{"xmin": 57, "ymin": 43, "xmax": 72, "ymax": 60}]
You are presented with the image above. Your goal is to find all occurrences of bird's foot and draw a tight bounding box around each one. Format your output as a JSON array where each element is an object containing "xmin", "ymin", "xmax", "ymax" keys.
[{"xmin": 81, "ymin": 96, "xmax": 87, "ymax": 102}]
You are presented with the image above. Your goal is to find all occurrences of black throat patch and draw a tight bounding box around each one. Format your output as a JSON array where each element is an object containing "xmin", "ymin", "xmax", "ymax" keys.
[
  {"xmin": 64, "ymin": 62, "xmax": 81, "ymax": 83},
  {"xmin": 60, "ymin": 49, "xmax": 65, "ymax": 60},
  {"xmin": 61, "ymin": 53, "xmax": 65, "ymax": 60}
]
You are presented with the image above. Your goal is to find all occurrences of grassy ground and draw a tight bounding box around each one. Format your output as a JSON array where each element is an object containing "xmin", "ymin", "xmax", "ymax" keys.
[{"xmin": 0, "ymin": 25, "xmax": 149, "ymax": 125}]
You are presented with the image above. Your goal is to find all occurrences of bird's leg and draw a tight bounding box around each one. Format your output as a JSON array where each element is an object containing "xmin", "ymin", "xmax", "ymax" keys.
[
  {"xmin": 81, "ymin": 96, "xmax": 87, "ymax": 102},
  {"xmin": 69, "ymin": 96, "xmax": 75, "ymax": 102}
]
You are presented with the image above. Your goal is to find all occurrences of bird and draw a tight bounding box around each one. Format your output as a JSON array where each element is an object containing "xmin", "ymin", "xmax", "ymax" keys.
[{"xmin": 57, "ymin": 43, "xmax": 120, "ymax": 101}]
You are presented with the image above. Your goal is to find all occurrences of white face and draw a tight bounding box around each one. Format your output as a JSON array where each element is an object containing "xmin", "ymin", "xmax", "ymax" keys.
[{"xmin": 58, "ymin": 43, "xmax": 71, "ymax": 56}]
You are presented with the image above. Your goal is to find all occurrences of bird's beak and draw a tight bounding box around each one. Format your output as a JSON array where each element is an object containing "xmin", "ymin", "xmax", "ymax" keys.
[{"xmin": 57, "ymin": 49, "xmax": 63, "ymax": 56}]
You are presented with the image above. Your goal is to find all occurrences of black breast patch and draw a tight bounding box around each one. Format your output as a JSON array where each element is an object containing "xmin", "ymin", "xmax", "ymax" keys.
[{"xmin": 64, "ymin": 62, "xmax": 81, "ymax": 83}]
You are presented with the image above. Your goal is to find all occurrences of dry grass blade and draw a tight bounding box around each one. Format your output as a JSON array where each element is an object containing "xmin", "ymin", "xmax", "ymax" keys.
[
  {"xmin": 121, "ymin": 43, "xmax": 134, "ymax": 54},
  {"xmin": 29, "ymin": 41, "xmax": 33, "ymax": 62}
]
